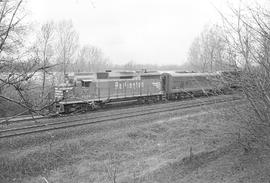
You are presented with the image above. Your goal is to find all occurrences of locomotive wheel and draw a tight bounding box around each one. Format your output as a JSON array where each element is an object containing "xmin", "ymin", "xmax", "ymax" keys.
[
  {"xmin": 140, "ymin": 98, "xmax": 147, "ymax": 104},
  {"xmin": 86, "ymin": 102, "xmax": 97, "ymax": 111},
  {"xmin": 86, "ymin": 104, "xmax": 93, "ymax": 111},
  {"xmin": 100, "ymin": 103, "xmax": 106, "ymax": 109}
]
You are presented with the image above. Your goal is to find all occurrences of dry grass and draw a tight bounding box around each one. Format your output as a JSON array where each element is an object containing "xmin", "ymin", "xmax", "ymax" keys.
[
  {"xmin": 0, "ymin": 99, "xmax": 26, "ymax": 118},
  {"xmin": 0, "ymin": 142, "xmax": 81, "ymax": 182},
  {"xmin": 2, "ymin": 99, "xmax": 269, "ymax": 183}
]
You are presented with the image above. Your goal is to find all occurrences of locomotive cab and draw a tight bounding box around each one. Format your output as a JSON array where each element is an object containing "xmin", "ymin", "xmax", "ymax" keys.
[
  {"xmin": 161, "ymin": 73, "xmax": 170, "ymax": 94},
  {"xmin": 81, "ymin": 80, "xmax": 92, "ymax": 87}
]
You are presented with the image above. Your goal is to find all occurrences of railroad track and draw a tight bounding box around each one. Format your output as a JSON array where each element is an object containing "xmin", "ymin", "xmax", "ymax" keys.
[
  {"xmin": 0, "ymin": 100, "xmax": 161, "ymax": 125},
  {"xmin": 1, "ymin": 94, "xmax": 238, "ymax": 129},
  {"xmin": 0, "ymin": 95, "xmax": 242, "ymax": 139},
  {"xmin": 0, "ymin": 93, "xmax": 237, "ymax": 125}
]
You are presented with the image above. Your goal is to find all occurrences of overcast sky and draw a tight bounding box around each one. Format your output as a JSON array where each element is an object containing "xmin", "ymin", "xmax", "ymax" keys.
[{"xmin": 27, "ymin": 0, "xmax": 226, "ymax": 66}]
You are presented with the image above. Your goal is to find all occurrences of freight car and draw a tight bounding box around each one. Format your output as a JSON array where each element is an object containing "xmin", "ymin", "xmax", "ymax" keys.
[{"xmin": 53, "ymin": 70, "xmax": 236, "ymax": 114}]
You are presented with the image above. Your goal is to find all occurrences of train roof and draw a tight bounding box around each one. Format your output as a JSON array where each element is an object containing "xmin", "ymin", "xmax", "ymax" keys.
[
  {"xmin": 74, "ymin": 72, "xmax": 95, "ymax": 76},
  {"xmin": 162, "ymin": 71, "xmax": 220, "ymax": 77},
  {"xmin": 140, "ymin": 72, "xmax": 162, "ymax": 77},
  {"xmin": 108, "ymin": 71, "xmax": 137, "ymax": 78},
  {"xmin": 81, "ymin": 78, "xmax": 140, "ymax": 82}
]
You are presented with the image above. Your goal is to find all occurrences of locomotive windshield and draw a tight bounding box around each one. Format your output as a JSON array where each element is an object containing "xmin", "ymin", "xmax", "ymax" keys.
[{"xmin": 81, "ymin": 80, "xmax": 91, "ymax": 87}]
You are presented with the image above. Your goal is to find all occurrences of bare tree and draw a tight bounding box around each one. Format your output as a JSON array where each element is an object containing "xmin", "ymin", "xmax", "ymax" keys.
[
  {"xmin": 0, "ymin": 1, "xmax": 57, "ymax": 119},
  {"xmin": 34, "ymin": 21, "xmax": 55, "ymax": 99},
  {"xmin": 123, "ymin": 60, "xmax": 136, "ymax": 70},
  {"xmin": 56, "ymin": 20, "xmax": 79, "ymax": 76},
  {"xmin": 74, "ymin": 45, "xmax": 109, "ymax": 72},
  {"xmin": 218, "ymin": 1, "xmax": 270, "ymax": 148},
  {"xmin": 187, "ymin": 37, "xmax": 204, "ymax": 72},
  {"xmin": 0, "ymin": 0, "xmax": 30, "ymax": 116},
  {"xmin": 187, "ymin": 25, "xmax": 232, "ymax": 72}
]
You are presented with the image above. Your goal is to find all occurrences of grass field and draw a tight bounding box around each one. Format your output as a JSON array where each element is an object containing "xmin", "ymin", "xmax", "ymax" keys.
[
  {"xmin": 0, "ymin": 99, "xmax": 26, "ymax": 118},
  {"xmin": 1, "ymin": 99, "xmax": 270, "ymax": 183}
]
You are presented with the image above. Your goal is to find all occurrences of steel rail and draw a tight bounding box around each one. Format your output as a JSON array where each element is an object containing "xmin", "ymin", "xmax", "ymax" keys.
[
  {"xmin": 0, "ymin": 95, "xmax": 239, "ymax": 133},
  {"xmin": 0, "ymin": 93, "xmax": 236, "ymax": 125},
  {"xmin": 0, "ymin": 96, "xmax": 242, "ymax": 139}
]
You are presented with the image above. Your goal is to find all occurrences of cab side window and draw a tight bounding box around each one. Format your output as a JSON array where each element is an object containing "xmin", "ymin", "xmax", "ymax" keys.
[{"xmin": 81, "ymin": 81, "xmax": 90, "ymax": 87}]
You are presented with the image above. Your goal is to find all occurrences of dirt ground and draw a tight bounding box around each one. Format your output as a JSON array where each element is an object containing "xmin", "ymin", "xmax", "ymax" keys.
[{"xmin": 1, "ymin": 100, "xmax": 270, "ymax": 183}]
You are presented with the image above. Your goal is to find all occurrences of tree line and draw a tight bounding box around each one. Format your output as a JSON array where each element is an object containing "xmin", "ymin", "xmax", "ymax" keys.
[
  {"xmin": 187, "ymin": 1, "xmax": 270, "ymax": 149},
  {"xmin": 34, "ymin": 20, "xmax": 111, "ymax": 75}
]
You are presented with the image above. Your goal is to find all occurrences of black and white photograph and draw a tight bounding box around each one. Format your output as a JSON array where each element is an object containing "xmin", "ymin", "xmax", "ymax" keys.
[{"xmin": 0, "ymin": 0, "xmax": 270, "ymax": 182}]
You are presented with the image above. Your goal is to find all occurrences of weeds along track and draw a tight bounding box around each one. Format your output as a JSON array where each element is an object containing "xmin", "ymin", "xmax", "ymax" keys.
[
  {"xmin": 0, "ymin": 93, "xmax": 239, "ymax": 125},
  {"xmin": 0, "ymin": 95, "xmax": 242, "ymax": 139}
]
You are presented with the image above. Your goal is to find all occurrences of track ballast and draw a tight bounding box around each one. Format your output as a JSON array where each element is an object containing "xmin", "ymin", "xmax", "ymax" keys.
[{"xmin": 0, "ymin": 95, "xmax": 242, "ymax": 139}]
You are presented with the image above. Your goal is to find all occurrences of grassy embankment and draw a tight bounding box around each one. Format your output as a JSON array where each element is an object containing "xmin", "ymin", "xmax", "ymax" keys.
[
  {"xmin": 1, "ymin": 99, "xmax": 270, "ymax": 183},
  {"xmin": 0, "ymin": 99, "xmax": 26, "ymax": 118}
]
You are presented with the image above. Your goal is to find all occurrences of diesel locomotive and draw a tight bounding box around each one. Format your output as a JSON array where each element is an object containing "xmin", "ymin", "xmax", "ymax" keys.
[{"xmin": 53, "ymin": 70, "xmax": 237, "ymax": 113}]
